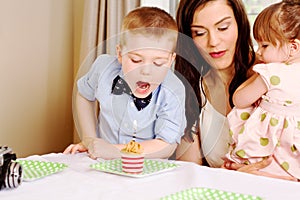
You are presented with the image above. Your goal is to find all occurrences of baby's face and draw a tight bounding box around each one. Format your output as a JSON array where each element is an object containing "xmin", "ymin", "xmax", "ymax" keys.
[
  {"xmin": 118, "ymin": 34, "xmax": 176, "ymax": 98},
  {"xmin": 256, "ymin": 40, "xmax": 290, "ymax": 63}
]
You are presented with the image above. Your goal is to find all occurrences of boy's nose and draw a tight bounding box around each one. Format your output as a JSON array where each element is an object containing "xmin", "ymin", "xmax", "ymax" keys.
[{"xmin": 140, "ymin": 64, "xmax": 151, "ymax": 75}]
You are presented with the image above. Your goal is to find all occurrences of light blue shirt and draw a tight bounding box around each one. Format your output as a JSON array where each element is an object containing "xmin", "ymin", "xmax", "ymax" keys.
[{"xmin": 77, "ymin": 54, "xmax": 186, "ymax": 144}]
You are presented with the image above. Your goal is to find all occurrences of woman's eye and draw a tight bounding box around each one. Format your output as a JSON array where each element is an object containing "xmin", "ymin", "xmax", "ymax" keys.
[
  {"xmin": 218, "ymin": 25, "xmax": 229, "ymax": 31},
  {"xmin": 191, "ymin": 29, "xmax": 206, "ymax": 37},
  {"xmin": 194, "ymin": 31, "xmax": 205, "ymax": 37}
]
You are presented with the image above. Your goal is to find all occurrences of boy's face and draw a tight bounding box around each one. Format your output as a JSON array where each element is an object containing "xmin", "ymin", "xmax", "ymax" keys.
[{"xmin": 117, "ymin": 34, "xmax": 176, "ymax": 98}]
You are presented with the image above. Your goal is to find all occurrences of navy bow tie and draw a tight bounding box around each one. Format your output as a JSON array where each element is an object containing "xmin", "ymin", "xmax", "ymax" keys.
[{"xmin": 111, "ymin": 75, "xmax": 152, "ymax": 111}]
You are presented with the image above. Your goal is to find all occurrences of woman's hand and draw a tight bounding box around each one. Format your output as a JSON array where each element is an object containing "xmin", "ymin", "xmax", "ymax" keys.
[
  {"xmin": 222, "ymin": 157, "xmax": 298, "ymax": 181},
  {"xmin": 63, "ymin": 143, "xmax": 88, "ymax": 154}
]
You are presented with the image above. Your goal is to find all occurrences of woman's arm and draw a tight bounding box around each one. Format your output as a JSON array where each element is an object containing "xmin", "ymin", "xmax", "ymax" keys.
[
  {"xmin": 233, "ymin": 73, "xmax": 268, "ymax": 108},
  {"xmin": 175, "ymin": 134, "xmax": 203, "ymax": 165}
]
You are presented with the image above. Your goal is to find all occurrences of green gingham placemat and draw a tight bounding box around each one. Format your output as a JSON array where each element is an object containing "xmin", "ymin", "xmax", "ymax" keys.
[
  {"xmin": 160, "ymin": 187, "xmax": 263, "ymax": 200},
  {"xmin": 90, "ymin": 159, "xmax": 179, "ymax": 178},
  {"xmin": 17, "ymin": 160, "xmax": 68, "ymax": 181}
]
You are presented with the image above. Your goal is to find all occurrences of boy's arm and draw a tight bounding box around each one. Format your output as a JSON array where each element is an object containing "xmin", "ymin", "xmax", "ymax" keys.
[
  {"xmin": 63, "ymin": 91, "xmax": 99, "ymax": 155},
  {"xmin": 75, "ymin": 91, "xmax": 98, "ymax": 139},
  {"xmin": 86, "ymin": 139, "xmax": 176, "ymax": 160},
  {"xmin": 138, "ymin": 139, "xmax": 177, "ymax": 159}
]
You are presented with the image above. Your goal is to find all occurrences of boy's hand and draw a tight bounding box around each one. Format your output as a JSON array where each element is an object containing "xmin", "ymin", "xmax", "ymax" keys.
[
  {"xmin": 63, "ymin": 143, "xmax": 88, "ymax": 154},
  {"xmin": 82, "ymin": 137, "xmax": 121, "ymax": 160}
]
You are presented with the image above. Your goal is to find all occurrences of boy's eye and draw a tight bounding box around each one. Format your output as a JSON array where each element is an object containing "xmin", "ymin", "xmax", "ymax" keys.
[
  {"xmin": 131, "ymin": 58, "xmax": 142, "ymax": 63},
  {"xmin": 154, "ymin": 58, "xmax": 169, "ymax": 67},
  {"xmin": 153, "ymin": 62, "xmax": 165, "ymax": 67}
]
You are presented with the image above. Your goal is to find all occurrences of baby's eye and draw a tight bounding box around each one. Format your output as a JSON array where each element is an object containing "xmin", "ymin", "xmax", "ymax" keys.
[{"xmin": 261, "ymin": 44, "xmax": 269, "ymax": 48}]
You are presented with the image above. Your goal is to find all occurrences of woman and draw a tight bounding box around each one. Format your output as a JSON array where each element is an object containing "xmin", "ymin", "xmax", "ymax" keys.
[{"xmin": 175, "ymin": 0, "xmax": 275, "ymax": 175}]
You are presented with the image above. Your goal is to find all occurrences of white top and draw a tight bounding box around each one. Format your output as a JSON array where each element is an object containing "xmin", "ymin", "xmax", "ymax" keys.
[{"xmin": 199, "ymin": 98, "xmax": 230, "ymax": 168}]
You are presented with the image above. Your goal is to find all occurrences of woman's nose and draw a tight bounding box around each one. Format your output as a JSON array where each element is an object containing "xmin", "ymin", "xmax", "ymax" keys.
[{"xmin": 208, "ymin": 31, "xmax": 220, "ymax": 47}]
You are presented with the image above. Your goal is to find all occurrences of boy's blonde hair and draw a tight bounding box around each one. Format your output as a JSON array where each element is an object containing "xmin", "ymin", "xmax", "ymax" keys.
[
  {"xmin": 119, "ymin": 7, "xmax": 178, "ymax": 51},
  {"xmin": 253, "ymin": 0, "xmax": 300, "ymax": 47}
]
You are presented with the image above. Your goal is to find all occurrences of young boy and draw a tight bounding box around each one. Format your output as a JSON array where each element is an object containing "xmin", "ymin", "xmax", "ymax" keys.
[{"xmin": 64, "ymin": 7, "xmax": 186, "ymax": 159}]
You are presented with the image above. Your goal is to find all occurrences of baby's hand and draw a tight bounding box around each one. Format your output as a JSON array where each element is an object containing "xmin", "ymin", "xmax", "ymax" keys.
[
  {"xmin": 63, "ymin": 143, "xmax": 87, "ymax": 154},
  {"xmin": 223, "ymin": 157, "xmax": 297, "ymax": 181}
]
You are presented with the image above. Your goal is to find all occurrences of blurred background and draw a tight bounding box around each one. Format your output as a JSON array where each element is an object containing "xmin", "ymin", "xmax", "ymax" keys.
[{"xmin": 0, "ymin": 0, "xmax": 280, "ymax": 157}]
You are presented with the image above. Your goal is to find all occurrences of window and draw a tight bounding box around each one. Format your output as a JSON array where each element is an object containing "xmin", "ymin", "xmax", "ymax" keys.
[
  {"xmin": 140, "ymin": 0, "xmax": 179, "ymax": 17},
  {"xmin": 243, "ymin": 0, "xmax": 281, "ymax": 26},
  {"xmin": 243, "ymin": 0, "xmax": 281, "ymax": 48},
  {"xmin": 140, "ymin": 0, "xmax": 281, "ymax": 22}
]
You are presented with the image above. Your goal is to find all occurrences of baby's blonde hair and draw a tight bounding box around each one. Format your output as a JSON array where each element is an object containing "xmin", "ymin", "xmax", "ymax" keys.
[
  {"xmin": 119, "ymin": 7, "xmax": 178, "ymax": 51},
  {"xmin": 253, "ymin": 0, "xmax": 300, "ymax": 47}
]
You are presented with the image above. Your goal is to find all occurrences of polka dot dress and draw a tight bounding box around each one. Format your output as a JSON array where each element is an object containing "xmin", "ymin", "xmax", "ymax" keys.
[{"xmin": 226, "ymin": 62, "xmax": 300, "ymax": 179}]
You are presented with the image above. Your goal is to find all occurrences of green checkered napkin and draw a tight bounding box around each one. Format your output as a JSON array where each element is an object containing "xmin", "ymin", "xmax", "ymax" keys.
[
  {"xmin": 17, "ymin": 160, "xmax": 68, "ymax": 181},
  {"xmin": 90, "ymin": 159, "xmax": 178, "ymax": 177},
  {"xmin": 160, "ymin": 187, "xmax": 263, "ymax": 200}
]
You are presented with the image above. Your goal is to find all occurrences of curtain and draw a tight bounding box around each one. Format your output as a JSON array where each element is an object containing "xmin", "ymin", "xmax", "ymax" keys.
[
  {"xmin": 78, "ymin": 0, "xmax": 140, "ymax": 72},
  {"xmin": 73, "ymin": 0, "xmax": 140, "ymax": 142}
]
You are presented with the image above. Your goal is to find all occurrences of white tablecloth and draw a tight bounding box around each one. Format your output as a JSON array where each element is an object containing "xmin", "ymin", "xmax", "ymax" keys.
[{"xmin": 0, "ymin": 153, "xmax": 299, "ymax": 200}]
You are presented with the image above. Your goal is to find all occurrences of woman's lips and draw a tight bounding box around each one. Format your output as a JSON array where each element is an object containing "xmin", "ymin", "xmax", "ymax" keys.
[{"xmin": 209, "ymin": 51, "xmax": 226, "ymax": 58}]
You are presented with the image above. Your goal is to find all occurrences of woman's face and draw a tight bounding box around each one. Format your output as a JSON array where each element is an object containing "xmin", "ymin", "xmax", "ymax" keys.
[{"xmin": 191, "ymin": 0, "xmax": 238, "ymax": 70}]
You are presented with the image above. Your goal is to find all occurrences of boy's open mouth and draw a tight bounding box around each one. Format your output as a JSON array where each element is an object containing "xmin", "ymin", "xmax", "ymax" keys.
[{"xmin": 136, "ymin": 81, "xmax": 150, "ymax": 93}]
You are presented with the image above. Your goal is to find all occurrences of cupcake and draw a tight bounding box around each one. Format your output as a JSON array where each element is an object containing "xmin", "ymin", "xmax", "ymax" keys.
[{"xmin": 120, "ymin": 140, "xmax": 144, "ymax": 174}]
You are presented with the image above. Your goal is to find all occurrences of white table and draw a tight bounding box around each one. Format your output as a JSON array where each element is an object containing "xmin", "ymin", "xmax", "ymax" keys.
[{"xmin": 0, "ymin": 153, "xmax": 299, "ymax": 200}]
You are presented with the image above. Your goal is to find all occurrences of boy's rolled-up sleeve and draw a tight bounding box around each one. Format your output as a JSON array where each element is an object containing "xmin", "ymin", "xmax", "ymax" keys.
[{"xmin": 154, "ymin": 75, "xmax": 186, "ymax": 144}]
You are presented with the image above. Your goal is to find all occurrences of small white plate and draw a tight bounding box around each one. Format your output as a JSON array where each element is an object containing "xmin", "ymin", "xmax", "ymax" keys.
[{"xmin": 90, "ymin": 159, "xmax": 179, "ymax": 178}]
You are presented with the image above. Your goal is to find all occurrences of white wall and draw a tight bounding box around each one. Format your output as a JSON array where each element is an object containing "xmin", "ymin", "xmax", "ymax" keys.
[{"xmin": 0, "ymin": 0, "xmax": 75, "ymax": 157}]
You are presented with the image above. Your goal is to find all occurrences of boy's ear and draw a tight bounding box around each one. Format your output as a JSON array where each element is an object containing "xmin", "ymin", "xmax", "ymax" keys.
[
  {"xmin": 171, "ymin": 52, "xmax": 176, "ymax": 62},
  {"xmin": 116, "ymin": 45, "xmax": 122, "ymax": 63}
]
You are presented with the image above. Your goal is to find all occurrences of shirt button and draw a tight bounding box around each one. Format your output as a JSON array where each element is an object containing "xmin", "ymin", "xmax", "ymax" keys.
[{"xmin": 130, "ymin": 102, "xmax": 135, "ymax": 107}]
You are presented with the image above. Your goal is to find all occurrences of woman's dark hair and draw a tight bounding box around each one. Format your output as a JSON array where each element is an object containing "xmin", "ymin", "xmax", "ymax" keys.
[{"xmin": 175, "ymin": 0, "xmax": 255, "ymax": 140}]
